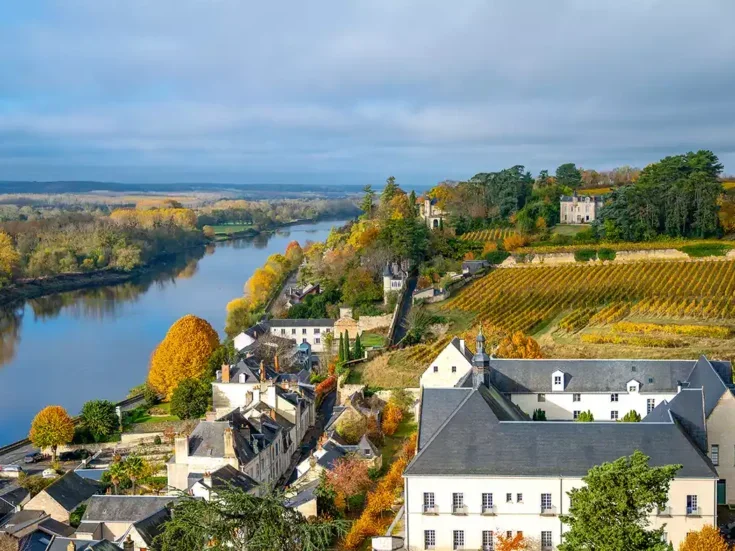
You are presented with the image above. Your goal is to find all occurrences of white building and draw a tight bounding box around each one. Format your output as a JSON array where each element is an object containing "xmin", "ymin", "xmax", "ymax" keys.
[
  {"xmin": 418, "ymin": 197, "xmax": 445, "ymax": 229},
  {"xmin": 419, "ymin": 337, "xmax": 473, "ymax": 388},
  {"xmin": 560, "ymin": 193, "xmax": 604, "ymax": 224},
  {"xmin": 383, "ymin": 262, "xmax": 408, "ymax": 295},
  {"xmin": 403, "ymin": 334, "xmax": 732, "ymax": 550},
  {"xmin": 268, "ymin": 319, "xmax": 334, "ymax": 352}
]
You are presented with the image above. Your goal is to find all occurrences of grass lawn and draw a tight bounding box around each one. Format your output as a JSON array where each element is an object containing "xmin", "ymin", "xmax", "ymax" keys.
[
  {"xmin": 679, "ymin": 243, "xmax": 733, "ymax": 257},
  {"xmin": 379, "ymin": 415, "xmax": 417, "ymax": 472},
  {"xmin": 360, "ymin": 332, "xmax": 385, "ymax": 348},
  {"xmin": 552, "ymin": 224, "xmax": 591, "ymax": 236},
  {"xmin": 124, "ymin": 404, "xmax": 179, "ymax": 426},
  {"xmin": 210, "ymin": 224, "xmax": 254, "ymax": 235}
]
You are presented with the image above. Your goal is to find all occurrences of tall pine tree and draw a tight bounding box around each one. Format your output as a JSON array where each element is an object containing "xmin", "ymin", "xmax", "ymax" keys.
[
  {"xmin": 344, "ymin": 330, "xmax": 351, "ymax": 361},
  {"xmin": 338, "ymin": 332, "xmax": 345, "ymax": 363},
  {"xmin": 354, "ymin": 333, "xmax": 363, "ymax": 359}
]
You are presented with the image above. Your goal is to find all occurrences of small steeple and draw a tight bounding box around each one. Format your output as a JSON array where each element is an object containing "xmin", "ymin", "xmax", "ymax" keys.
[{"xmin": 472, "ymin": 326, "xmax": 490, "ymax": 389}]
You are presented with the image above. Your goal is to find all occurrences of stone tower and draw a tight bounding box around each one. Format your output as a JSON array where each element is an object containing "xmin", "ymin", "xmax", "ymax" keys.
[{"xmin": 472, "ymin": 326, "xmax": 490, "ymax": 389}]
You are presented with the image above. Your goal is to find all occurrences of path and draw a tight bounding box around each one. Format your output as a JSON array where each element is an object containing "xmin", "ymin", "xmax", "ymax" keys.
[{"xmin": 391, "ymin": 276, "xmax": 417, "ymax": 345}]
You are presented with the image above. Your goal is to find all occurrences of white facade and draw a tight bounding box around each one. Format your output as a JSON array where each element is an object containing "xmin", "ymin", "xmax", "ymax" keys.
[
  {"xmin": 269, "ymin": 321, "xmax": 333, "ymax": 352},
  {"xmin": 405, "ymin": 475, "xmax": 715, "ymax": 550},
  {"xmin": 560, "ymin": 195, "xmax": 603, "ymax": 224},
  {"xmin": 419, "ymin": 198, "xmax": 445, "ymax": 229},
  {"xmin": 233, "ymin": 331, "xmax": 256, "ymax": 351},
  {"xmin": 419, "ymin": 339, "xmax": 472, "ymax": 388}
]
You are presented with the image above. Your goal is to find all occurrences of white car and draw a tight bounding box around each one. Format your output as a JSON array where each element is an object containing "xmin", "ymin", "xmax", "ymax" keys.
[{"xmin": 42, "ymin": 468, "xmax": 57, "ymax": 479}]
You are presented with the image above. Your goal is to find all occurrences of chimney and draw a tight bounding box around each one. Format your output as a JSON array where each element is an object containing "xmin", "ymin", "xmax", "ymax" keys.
[
  {"xmin": 205, "ymin": 411, "xmax": 217, "ymax": 422},
  {"xmin": 223, "ymin": 427, "xmax": 236, "ymax": 459},
  {"xmin": 260, "ymin": 360, "xmax": 266, "ymax": 383},
  {"xmin": 222, "ymin": 363, "xmax": 230, "ymax": 383},
  {"xmin": 174, "ymin": 435, "xmax": 189, "ymax": 462},
  {"xmin": 270, "ymin": 408, "xmax": 277, "ymax": 421},
  {"xmin": 203, "ymin": 471, "xmax": 212, "ymax": 488},
  {"xmin": 123, "ymin": 535, "xmax": 134, "ymax": 551},
  {"xmin": 459, "ymin": 339, "xmax": 466, "ymax": 355},
  {"xmin": 274, "ymin": 355, "xmax": 280, "ymax": 372},
  {"xmin": 68, "ymin": 542, "xmax": 76, "ymax": 551},
  {"xmin": 677, "ymin": 381, "xmax": 682, "ymax": 394}
]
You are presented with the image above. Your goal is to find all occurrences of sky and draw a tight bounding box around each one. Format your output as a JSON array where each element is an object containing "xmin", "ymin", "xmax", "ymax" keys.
[{"xmin": 1, "ymin": 0, "xmax": 734, "ymax": 187}]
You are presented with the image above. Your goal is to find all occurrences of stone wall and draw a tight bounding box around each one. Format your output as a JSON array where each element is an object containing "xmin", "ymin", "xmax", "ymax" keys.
[
  {"xmin": 614, "ymin": 248, "xmax": 688, "ymax": 262},
  {"xmin": 358, "ymin": 314, "xmax": 393, "ymax": 332},
  {"xmin": 334, "ymin": 316, "xmax": 359, "ymax": 335}
]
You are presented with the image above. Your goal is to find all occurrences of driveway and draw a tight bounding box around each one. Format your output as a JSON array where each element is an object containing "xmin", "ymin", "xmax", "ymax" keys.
[{"xmin": 391, "ymin": 275, "xmax": 417, "ymax": 345}]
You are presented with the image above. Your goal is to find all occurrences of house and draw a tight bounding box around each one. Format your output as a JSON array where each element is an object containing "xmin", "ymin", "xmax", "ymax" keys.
[
  {"xmin": 40, "ymin": 537, "xmax": 120, "ymax": 551},
  {"xmin": 190, "ymin": 464, "xmax": 259, "ymax": 500},
  {"xmin": 418, "ymin": 197, "xmax": 445, "ymax": 229},
  {"xmin": 24, "ymin": 471, "xmax": 100, "ymax": 523},
  {"xmin": 382, "ymin": 262, "xmax": 408, "ymax": 295},
  {"xmin": 461, "ymin": 259, "xmax": 489, "ymax": 275},
  {"xmin": 233, "ymin": 321, "xmax": 270, "ymax": 352},
  {"xmin": 267, "ymin": 319, "xmax": 334, "ymax": 352},
  {"xmin": 0, "ymin": 479, "xmax": 30, "ymax": 519},
  {"xmin": 74, "ymin": 495, "xmax": 173, "ymax": 551},
  {"xmin": 293, "ymin": 434, "xmax": 382, "ymax": 488},
  {"xmin": 0, "ymin": 509, "xmax": 77, "ymax": 550},
  {"xmin": 559, "ymin": 193, "xmax": 604, "ymax": 224},
  {"xmin": 285, "ymin": 283, "xmax": 321, "ymax": 309},
  {"xmin": 419, "ymin": 336, "xmax": 474, "ymax": 388},
  {"xmin": 286, "ymin": 478, "xmax": 320, "ymax": 519},
  {"xmin": 404, "ymin": 333, "xmax": 729, "ymax": 549}
]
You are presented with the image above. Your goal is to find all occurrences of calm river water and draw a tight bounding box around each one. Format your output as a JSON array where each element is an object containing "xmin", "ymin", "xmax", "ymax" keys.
[{"xmin": 0, "ymin": 219, "xmax": 345, "ymax": 443}]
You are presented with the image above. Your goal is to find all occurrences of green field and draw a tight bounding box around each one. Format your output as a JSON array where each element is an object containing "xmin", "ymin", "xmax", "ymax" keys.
[
  {"xmin": 360, "ymin": 332, "xmax": 385, "ymax": 348},
  {"xmin": 552, "ymin": 224, "xmax": 591, "ymax": 237},
  {"xmin": 210, "ymin": 223, "xmax": 253, "ymax": 235}
]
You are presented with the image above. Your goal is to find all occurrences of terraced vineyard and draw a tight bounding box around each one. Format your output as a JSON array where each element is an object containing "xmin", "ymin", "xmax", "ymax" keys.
[
  {"xmin": 459, "ymin": 228, "xmax": 517, "ymax": 241},
  {"xmin": 441, "ymin": 260, "xmax": 735, "ymax": 334}
]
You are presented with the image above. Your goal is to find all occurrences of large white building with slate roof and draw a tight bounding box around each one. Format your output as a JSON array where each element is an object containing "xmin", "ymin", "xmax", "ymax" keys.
[{"xmin": 403, "ymin": 333, "xmax": 733, "ymax": 550}]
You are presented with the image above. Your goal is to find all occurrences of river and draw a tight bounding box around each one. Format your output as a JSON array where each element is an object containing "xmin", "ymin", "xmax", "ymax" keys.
[{"xmin": 0, "ymin": 219, "xmax": 346, "ymax": 444}]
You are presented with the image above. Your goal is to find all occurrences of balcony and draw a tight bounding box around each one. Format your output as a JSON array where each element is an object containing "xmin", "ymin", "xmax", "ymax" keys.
[
  {"xmin": 657, "ymin": 506, "xmax": 672, "ymax": 516},
  {"xmin": 481, "ymin": 505, "xmax": 497, "ymax": 516},
  {"xmin": 686, "ymin": 506, "xmax": 701, "ymax": 517},
  {"xmin": 422, "ymin": 505, "xmax": 438, "ymax": 515},
  {"xmin": 452, "ymin": 505, "xmax": 469, "ymax": 515},
  {"xmin": 540, "ymin": 505, "xmax": 557, "ymax": 516}
]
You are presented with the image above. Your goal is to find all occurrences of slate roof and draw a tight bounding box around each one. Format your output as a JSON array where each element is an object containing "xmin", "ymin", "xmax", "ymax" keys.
[
  {"xmin": 487, "ymin": 358, "xmax": 704, "ymax": 393},
  {"xmin": 131, "ymin": 507, "xmax": 170, "ymax": 546},
  {"xmin": 82, "ymin": 495, "xmax": 173, "ymax": 523},
  {"xmin": 407, "ymin": 387, "xmax": 718, "ymax": 479},
  {"xmin": 268, "ymin": 318, "xmax": 335, "ymax": 327},
  {"xmin": 419, "ymin": 388, "xmax": 471, "ymax": 449},
  {"xmin": 286, "ymin": 479, "xmax": 320, "ymax": 509},
  {"xmin": 448, "ymin": 337, "xmax": 474, "ymax": 364},
  {"xmin": 643, "ymin": 388, "xmax": 708, "ymax": 453},
  {"xmin": 684, "ymin": 355, "xmax": 730, "ymax": 416},
  {"xmin": 45, "ymin": 538, "xmax": 119, "ymax": 551},
  {"xmin": 316, "ymin": 441, "xmax": 347, "ymax": 470},
  {"xmin": 0, "ymin": 510, "xmax": 47, "ymax": 536},
  {"xmin": 205, "ymin": 464, "xmax": 259, "ymax": 493},
  {"xmin": 42, "ymin": 471, "xmax": 100, "ymax": 512},
  {"xmin": 39, "ymin": 518, "xmax": 76, "ymax": 537}
]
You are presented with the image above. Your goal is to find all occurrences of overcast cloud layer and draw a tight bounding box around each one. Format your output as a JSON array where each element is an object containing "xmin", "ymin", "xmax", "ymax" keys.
[{"xmin": 1, "ymin": 0, "xmax": 734, "ymax": 186}]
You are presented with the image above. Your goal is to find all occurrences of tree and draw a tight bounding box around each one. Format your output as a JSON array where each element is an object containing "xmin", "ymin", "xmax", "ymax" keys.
[
  {"xmin": 170, "ymin": 378, "xmax": 210, "ymax": 420},
  {"xmin": 496, "ymin": 532, "xmax": 528, "ymax": 551},
  {"xmin": 0, "ymin": 232, "xmax": 19, "ymax": 285},
  {"xmin": 108, "ymin": 459, "xmax": 126, "ymax": 495},
  {"xmin": 497, "ymin": 331, "xmax": 542, "ymax": 359},
  {"xmin": 80, "ymin": 400, "xmax": 118, "ymax": 442},
  {"xmin": 29, "ymin": 405, "xmax": 74, "ymax": 462},
  {"xmin": 622, "ymin": 410, "xmax": 642, "ymax": 422},
  {"xmin": 409, "ymin": 190, "xmax": 418, "ymax": 217},
  {"xmin": 147, "ymin": 314, "xmax": 220, "ymax": 398},
  {"xmin": 338, "ymin": 332, "xmax": 345, "ymax": 363},
  {"xmin": 326, "ymin": 455, "xmax": 372, "ymax": 501},
  {"xmin": 556, "ymin": 163, "xmax": 582, "ymax": 189},
  {"xmin": 382, "ymin": 403, "xmax": 403, "ymax": 436},
  {"xmin": 336, "ymin": 415, "xmax": 368, "ymax": 444},
  {"xmin": 381, "ymin": 176, "xmax": 399, "ymax": 204},
  {"xmin": 353, "ymin": 332, "xmax": 363, "ymax": 360},
  {"xmin": 532, "ymin": 408, "xmax": 546, "ymax": 421},
  {"xmin": 124, "ymin": 454, "xmax": 146, "ymax": 495},
  {"xmin": 576, "ymin": 410, "xmax": 594, "ymax": 422},
  {"xmin": 559, "ymin": 451, "xmax": 680, "ymax": 551},
  {"xmin": 342, "ymin": 267, "xmax": 382, "ymax": 307},
  {"xmin": 154, "ymin": 485, "xmax": 347, "ymax": 551},
  {"xmin": 678, "ymin": 525, "xmax": 730, "ymax": 551},
  {"xmin": 344, "ymin": 330, "xmax": 351, "ymax": 361},
  {"xmin": 360, "ymin": 185, "xmax": 375, "ymax": 219}
]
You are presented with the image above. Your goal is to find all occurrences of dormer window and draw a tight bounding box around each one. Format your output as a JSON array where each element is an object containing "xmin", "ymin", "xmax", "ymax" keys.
[
  {"xmin": 627, "ymin": 379, "xmax": 640, "ymax": 393},
  {"xmin": 552, "ymin": 370, "xmax": 565, "ymax": 391},
  {"xmin": 554, "ymin": 376, "xmax": 562, "ymax": 385}
]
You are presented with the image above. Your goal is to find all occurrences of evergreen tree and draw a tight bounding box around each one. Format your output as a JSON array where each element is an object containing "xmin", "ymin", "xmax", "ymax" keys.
[
  {"xmin": 360, "ymin": 185, "xmax": 375, "ymax": 219},
  {"xmin": 344, "ymin": 330, "xmax": 351, "ymax": 361},
  {"xmin": 338, "ymin": 333, "xmax": 345, "ymax": 363},
  {"xmin": 409, "ymin": 190, "xmax": 418, "ymax": 216},
  {"xmin": 353, "ymin": 332, "xmax": 363, "ymax": 359},
  {"xmin": 381, "ymin": 176, "xmax": 399, "ymax": 203}
]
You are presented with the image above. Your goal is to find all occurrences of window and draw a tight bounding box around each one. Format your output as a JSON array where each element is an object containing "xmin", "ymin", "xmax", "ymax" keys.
[
  {"xmin": 302, "ymin": 328, "xmax": 307, "ymax": 335},
  {"xmin": 686, "ymin": 495, "xmax": 698, "ymax": 515},
  {"xmin": 647, "ymin": 398, "xmax": 655, "ymax": 413},
  {"xmin": 506, "ymin": 531, "xmax": 513, "ymax": 539},
  {"xmin": 541, "ymin": 493, "xmax": 552, "ymax": 512},
  {"xmin": 573, "ymin": 410, "xmax": 580, "ymax": 419},
  {"xmin": 541, "ymin": 531, "xmax": 552, "ymax": 549},
  {"xmin": 452, "ymin": 492, "xmax": 465, "ymax": 513},
  {"xmin": 610, "ymin": 410, "xmax": 618, "ymax": 420},
  {"xmin": 610, "ymin": 393, "xmax": 619, "ymax": 402},
  {"xmin": 291, "ymin": 328, "xmax": 296, "ymax": 335},
  {"xmin": 423, "ymin": 492, "xmax": 435, "ymax": 513},
  {"xmin": 314, "ymin": 337, "xmax": 320, "ymax": 344},
  {"xmin": 325, "ymin": 328, "xmax": 331, "ymax": 333},
  {"xmin": 538, "ymin": 393, "xmax": 546, "ymax": 402},
  {"xmin": 506, "ymin": 493, "xmax": 512, "ymax": 503},
  {"xmin": 280, "ymin": 328, "xmax": 285, "ymax": 335},
  {"xmin": 516, "ymin": 493, "xmax": 523, "ymax": 503},
  {"xmin": 482, "ymin": 531, "xmax": 494, "ymax": 551},
  {"xmin": 424, "ymin": 530, "xmax": 436, "ymax": 550},
  {"xmin": 314, "ymin": 328, "xmax": 320, "ymax": 335},
  {"xmin": 302, "ymin": 338, "xmax": 307, "ymax": 344},
  {"xmin": 482, "ymin": 493, "xmax": 494, "ymax": 512},
  {"xmin": 629, "ymin": 385, "xmax": 637, "ymax": 392},
  {"xmin": 712, "ymin": 444, "xmax": 719, "ymax": 466},
  {"xmin": 573, "ymin": 393, "xmax": 581, "ymax": 402},
  {"xmin": 554, "ymin": 375, "xmax": 562, "ymax": 385},
  {"xmin": 453, "ymin": 530, "xmax": 464, "ymax": 550},
  {"xmin": 433, "ymin": 365, "xmax": 438, "ymax": 373},
  {"xmin": 452, "ymin": 365, "xmax": 457, "ymax": 373}
]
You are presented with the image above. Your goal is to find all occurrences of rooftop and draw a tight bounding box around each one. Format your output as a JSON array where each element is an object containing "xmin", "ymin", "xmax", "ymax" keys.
[
  {"xmin": 41, "ymin": 471, "xmax": 100, "ymax": 512},
  {"xmin": 81, "ymin": 495, "xmax": 173, "ymax": 523},
  {"xmin": 268, "ymin": 318, "xmax": 335, "ymax": 327}
]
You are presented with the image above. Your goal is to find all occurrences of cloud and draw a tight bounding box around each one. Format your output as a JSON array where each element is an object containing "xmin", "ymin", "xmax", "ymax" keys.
[{"xmin": 0, "ymin": 0, "xmax": 734, "ymax": 183}]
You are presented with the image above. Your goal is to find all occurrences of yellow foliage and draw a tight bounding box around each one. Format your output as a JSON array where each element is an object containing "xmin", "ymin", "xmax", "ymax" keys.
[
  {"xmin": 347, "ymin": 220, "xmax": 379, "ymax": 250},
  {"xmin": 497, "ymin": 331, "xmax": 542, "ymax": 359},
  {"xmin": 29, "ymin": 405, "xmax": 75, "ymax": 456},
  {"xmin": 0, "ymin": 232, "xmax": 19, "ymax": 281},
  {"xmin": 147, "ymin": 314, "xmax": 220, "ymax": 398},
  {"xmin": 482, "ymin": 242, "xmax": 498, "ymax": 255},
  {"xmin": 612, "ymin": 321, "xmax": 730, "ymax": 339},
  {"xmin": 110, "ymin": 207, "xmax": 197, "ymax": 229},
  {"xmin": 581, "ymin": 334, "xmax": 683, "ymax": 348},
  {"xmin": 678, "ymin": 525, "xmax": 730, "ymax": 551},
  {"xmin": 503, "ymin": 234, "xmax": 528, "ymax": 251}
]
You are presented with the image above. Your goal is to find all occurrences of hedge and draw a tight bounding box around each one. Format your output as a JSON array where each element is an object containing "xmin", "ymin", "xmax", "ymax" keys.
[{"xmin": 574, "ymin": 249, "xmax": 597, "ymax": 262}]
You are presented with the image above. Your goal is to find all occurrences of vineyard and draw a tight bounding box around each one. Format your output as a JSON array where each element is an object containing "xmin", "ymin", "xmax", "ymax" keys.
[
  {"xmin": 459, "ymin": 228, "xmax": 517, "ymax": 242},
  {"xmin": 441, "ymin": 260, "xmax": 735, "ymax": 335}
]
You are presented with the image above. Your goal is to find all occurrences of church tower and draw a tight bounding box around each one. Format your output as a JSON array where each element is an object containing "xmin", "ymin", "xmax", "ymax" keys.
[{"xmin": 472, "ymin": 326, "xmax": 490, "ymax": 389}]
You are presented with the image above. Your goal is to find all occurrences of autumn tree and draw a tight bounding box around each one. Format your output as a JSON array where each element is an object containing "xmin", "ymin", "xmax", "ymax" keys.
[
  {"xmin": 497, "ymin": 331, "xmax": 542, "ymax": 359},
  {"xmin": 342, "ymin": 267, "xmax": 381, "ymax": 307},
  {"xmin": 326, "ymin": 455, "xmax": 372, "ymax": 503},
  {"xmin": 336, "ymin": 415, "xmax": 368, "ymax": 445},
  {"xmin": 678, "ymin": 525, "xmax": 730, "ymax": 551},
  {"xmin": 80, "ymin": 400, "xmax": 119, "ymax": 442},
  {"xmin": 29, "ymin": 405, "xmax": 75, "ymax": 462},
  {"xmin": 170, "ymin": 378, "xmax": 210, "ymax": 420},
  {"xmin": 0, "ymin": 232, "xmax": 19, "ymax": 285},
  {"xmin": 284, "ymin": 241, "xmax": 303, "ymax": 267},
  {"xmin": 496, "ymin": 532, "xmax": 529, "ymax": 551},
  {"xmin": 381, "ymin": 403, "xmax": 403, "ymax": 436},
  {"xmin": 147, "ymin": 314, "xmax": 220, "ymax": 398}
]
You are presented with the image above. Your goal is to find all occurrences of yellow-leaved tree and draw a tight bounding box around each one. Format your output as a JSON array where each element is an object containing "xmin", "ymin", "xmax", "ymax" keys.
[
  {"xmin": 29, "ymin": 405, "xmax": 75, "ymax": 462},
  {"xmin": 497, "ymin": 331, "xmax": 543, "ymax": 359},
  {"xmin": 678, "ymin": 525, "xmax": 730, "ymax": 551},
  {"xmin": 147, "ymin": 314, "xmax": 220, "ymax": 398},
  {"xmin": 0, "ymin": 232, "xmax": 19, "ymax": 285}
]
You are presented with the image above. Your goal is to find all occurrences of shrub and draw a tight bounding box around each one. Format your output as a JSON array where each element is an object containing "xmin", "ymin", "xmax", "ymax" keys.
[
  {"xmin": 597, "ymin": 247, "xmax": 616, "ymax": 261},
  {"xmin": 484, "ymin": 250, "xmax": 510, "ymax": 265},
  {"xmin": 382, "ymin": 403, "xmax": 403, "ymax": 436},
  {"xmin": 336, "ymin": 415, "xmax": 368, "ymax": 444},
  {"xmin": 680, "ymin": 243, "xmax": 732, "ymax": 257},
  {"xmin": 503, "ymin": 234, "xmax": 528, "ymax": 251},
  {"xmin": 621, "ymin": 410, "xmax": 641, "ymax": 422},
  {"xmin": 574, "ymin": 248, "xmax": 597, "ymax": 262},
  {"xmin": 581, "ymin": 334, "xmax": 684, "ymax": 348},
  {"xmin": 576, "ymin": 410, "xmax": 594, "ymax": 422},
  {"xmin": 532, "ymin": 408, "xmax": 546, "ymax": 421},
  {"xmin": 153, "ymin": 435, "xmax": 162, "ymax": 445},
  {"xmin": 143, "ymin": 383, "xmax": 160, "ymax": 408},
  {"xmin": 170, "ymin": 378, "xmax": 210, "ymax": 420}
]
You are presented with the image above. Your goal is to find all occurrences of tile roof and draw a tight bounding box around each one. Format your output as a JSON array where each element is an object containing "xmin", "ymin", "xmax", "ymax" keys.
[
  {"xmin": 407, "ymin": 387, "xmax": 718, "ymax": 479},
  {"xmin": 82, "ymin": 495, "xmax": 173, "ymax": 523},
  {"xmin": 488, "ymin": 358, "xmax": 707, "ymax": 393},
  {"xmin": 42, "ymin": 471, "xmax": 100, "ymax": 512}
]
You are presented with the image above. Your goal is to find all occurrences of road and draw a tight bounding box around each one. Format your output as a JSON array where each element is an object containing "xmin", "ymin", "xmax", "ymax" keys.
[
  {"xmin": 391, "ymin": 275, "xmax": 417, "ymax": 345},
  {"xmin": 0, "ymin": 442, "xmax": 38, "ymax": 469}
]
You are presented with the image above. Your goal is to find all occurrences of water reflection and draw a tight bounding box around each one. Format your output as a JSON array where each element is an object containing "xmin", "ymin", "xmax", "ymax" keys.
[{"xmin": 0, "ymin": 306, "xmax": 22, "ymax": 366}]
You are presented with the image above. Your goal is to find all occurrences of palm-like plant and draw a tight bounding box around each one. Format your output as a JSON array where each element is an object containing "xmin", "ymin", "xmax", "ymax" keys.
[
  {"xmin": 107, "ymin": 460, "xmax": 126, "ymax": 495},
  {"xmin": 124, "ymin": 454, "xmax": 146, "ymax": 495}
]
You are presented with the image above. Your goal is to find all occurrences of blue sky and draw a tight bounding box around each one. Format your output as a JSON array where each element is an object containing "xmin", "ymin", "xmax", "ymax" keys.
[{"xmin": 1, "ymin": 0, "xmax": 734, "ymax": 186}]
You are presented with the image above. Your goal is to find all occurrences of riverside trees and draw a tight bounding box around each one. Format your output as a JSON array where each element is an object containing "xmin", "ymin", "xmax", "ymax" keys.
[{"xmin": 29, "ymin": 405, "xmax": 75, "ymax": 462}]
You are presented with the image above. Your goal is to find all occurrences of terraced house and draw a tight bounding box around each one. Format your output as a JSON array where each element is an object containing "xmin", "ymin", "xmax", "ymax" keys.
[{"xmin": 405, "ymin": 333, "xmax": 732, "ymax": 550}]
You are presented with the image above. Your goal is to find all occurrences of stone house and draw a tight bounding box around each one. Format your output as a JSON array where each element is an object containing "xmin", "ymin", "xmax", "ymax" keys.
[
  {"xmin": 559, "ymin": 193, "xmax": 604, "ymax": 224},
  {"xmin": 418, "ymin": 197, "xmax": 445, "ymax": 229},
  {"xmin": 24, "ymin": 471, "xmax": 100, "ymax": 523}
]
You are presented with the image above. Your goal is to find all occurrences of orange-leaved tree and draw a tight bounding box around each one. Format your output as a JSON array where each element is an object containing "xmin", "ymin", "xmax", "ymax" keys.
[
  {"xmin": 326, "ymin": 455, "xmax": 372, "ymax": 510},
  {"xmin": 381, "ymin": 402, "xmax": 403, "ymax": 436},
  {"xmin": 496, "ymin": 532, "xmax": 529, "ymax": 551},
  {"xmin": 284, "ymin": 240, "xmax": 303, "ymax": 267},
  {"xmin": 497, "ymin": 331, "xmax": 542, "ymax": 359},
  {"xmin": 678, "ymin": 525, "xmax": 730, "ymax": 551},
  {"xmin": 29, "ymin": 405, "xmax": 75, "ymax": 462},
  {"xmin": 147, "ymin": 314, "xmax": 220, "ymax": 398}
]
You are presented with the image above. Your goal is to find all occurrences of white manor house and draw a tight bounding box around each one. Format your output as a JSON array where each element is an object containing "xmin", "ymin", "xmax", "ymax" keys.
[{"xmin": 401, "ymin": 331, "xmax": 735, "ymax": 550}]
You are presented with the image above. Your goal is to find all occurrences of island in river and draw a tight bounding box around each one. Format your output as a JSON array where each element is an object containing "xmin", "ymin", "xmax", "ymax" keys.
[{"xmin": 0, "ymin": 219, "xmax": 346, "ymax": 444}]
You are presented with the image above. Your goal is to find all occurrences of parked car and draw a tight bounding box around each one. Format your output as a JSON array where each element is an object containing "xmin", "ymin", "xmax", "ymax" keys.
[
  {"xmin": 42, "ymin": 468, "xmax": 57, "ymax": 479},
  {"xmin": 24, "ymin": 452, "xmax": 43, "ymax": 464},
  {"xmin": 0, "ymin": 465, "xmax": 25, "ymax": 477},
  {"xmin": 59, "ymin": 449, "xmax": 89, "ymax": 462}
]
